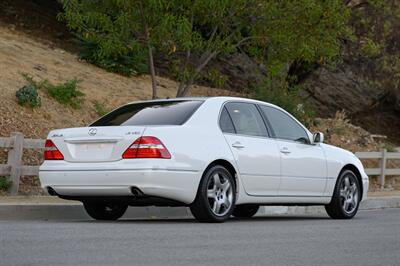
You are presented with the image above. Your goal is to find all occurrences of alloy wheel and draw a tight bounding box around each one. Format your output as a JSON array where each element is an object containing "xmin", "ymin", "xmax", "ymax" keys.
[
  {"xmin": 206, "ymin": 172, "xmax": 234, "ymax": 216},
  {"xmin": 340, "ymin": 174, "xmax": 359, "ymax": 214}
]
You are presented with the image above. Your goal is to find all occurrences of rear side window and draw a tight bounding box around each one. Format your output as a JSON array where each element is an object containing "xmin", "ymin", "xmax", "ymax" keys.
[
  {"xmin": 91, "ymin": 100, "xmax": 203, "ymax": 126},
  {"xmin": 225, "ymin": 102, "xmax": 268, "ymax": 137},
  {"xmin": 219, "ymin": 107, "xmax": 236, "ymax": 134}
]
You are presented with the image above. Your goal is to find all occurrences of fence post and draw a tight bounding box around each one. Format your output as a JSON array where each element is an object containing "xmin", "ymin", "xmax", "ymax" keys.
[
  {"xmin": 7, "ymin": 132, "xmax": 24, "ymax": 195},
  {"xmin": 379, "ymin": 149, "xmax": 387, "ymax": 190}
]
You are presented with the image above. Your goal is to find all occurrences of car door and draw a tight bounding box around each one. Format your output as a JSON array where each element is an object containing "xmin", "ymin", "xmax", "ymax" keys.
[
  {"xmin": 259, "ymin": 105, "xmax": 327, "ymax": 196},
  {"xmin": 220, "ymin": 102, "xmax": 281, "ymax": 196}
]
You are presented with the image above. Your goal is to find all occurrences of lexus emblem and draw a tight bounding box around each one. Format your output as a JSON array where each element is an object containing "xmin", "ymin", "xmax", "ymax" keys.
[{"xmin": 88, "ymin": 128, "xmax": 97, "ymax": 136}]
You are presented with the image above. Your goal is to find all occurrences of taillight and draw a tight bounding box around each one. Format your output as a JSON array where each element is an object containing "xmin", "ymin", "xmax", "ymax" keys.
[
  {"xmin": 44, "ymin": 139, "xmax": 64, "ymax": 160},
  {"xmin": 122, "ymin": 136, "xmax": 171, "ymax": 159}
]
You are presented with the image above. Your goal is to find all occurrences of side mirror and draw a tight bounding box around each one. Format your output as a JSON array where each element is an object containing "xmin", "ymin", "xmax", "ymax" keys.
[{"xmin": 313, "ymin": 132, "xmax": 324, "ymax": 144}]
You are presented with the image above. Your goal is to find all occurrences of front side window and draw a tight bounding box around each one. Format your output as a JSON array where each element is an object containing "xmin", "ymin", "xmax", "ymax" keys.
[
  {"xmin": 259, "ymin": 105, "xmax": 309, "ymax": 143},
  {"xmin": 225, "ymin": 102, "xmax": 268, "ymax": 137},
  {"xmin": 91, "ymin": 100, "xmax": 203, "ymax": 126}
]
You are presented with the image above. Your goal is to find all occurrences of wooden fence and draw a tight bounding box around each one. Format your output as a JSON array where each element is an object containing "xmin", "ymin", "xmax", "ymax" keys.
[
  {"xmin": 0, "ymin": 132, "xmax": 399, "ymax": 195},
  {"xmin": 355, "ymin": 150, "xmax": 400, "ymax": 189},
  {"xmin": 0, "ymin": 132, "xmax": 45, "ymax": 195}
]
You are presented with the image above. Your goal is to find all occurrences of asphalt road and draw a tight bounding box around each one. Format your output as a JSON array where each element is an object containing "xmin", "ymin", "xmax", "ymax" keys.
[{"xmin": 0, "ymin": 208, "xmax": 399, "ymax": 266}]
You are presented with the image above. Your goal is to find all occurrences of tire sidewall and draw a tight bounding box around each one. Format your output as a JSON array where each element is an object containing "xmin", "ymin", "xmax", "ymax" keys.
[
  {"xmin": 195, "ymin": 165, "xmax": 236, "ymax": 222},
  {"xmin": 333, "ymin": 170, "xmax": 361, "ymax": 219}
]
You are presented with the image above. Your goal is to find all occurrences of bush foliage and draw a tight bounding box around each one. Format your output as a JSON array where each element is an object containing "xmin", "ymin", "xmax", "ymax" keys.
[
  {"xmin": 16, "ymin": 73, "xmax": 43, "ymax": 108},
  {"xmin": 44, "ymin": 79, "xmax": 85, "ymax": 109},
  {"xmin": 255, "ymin": 85, "xmax": 315, "ymax": 127},
  {"xmin": 16, "ymin": 84, "xmax": 41, "ymax": 108},
  {"xmin": 0, "ymin": 176, "xmax": 12, "ymax": 191},
  {"xmin": 18, "ymin": 73, "xmax": 85, "ymax": 109},
  {"xmin": 75, "ymin": 35, "xmax": 148, "ymax": 76}
]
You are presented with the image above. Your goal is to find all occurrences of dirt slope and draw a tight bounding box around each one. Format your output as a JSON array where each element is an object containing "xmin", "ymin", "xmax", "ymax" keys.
[{"xmin": 0, "ymin": 26, "xmax": 236, "ymax": 139}]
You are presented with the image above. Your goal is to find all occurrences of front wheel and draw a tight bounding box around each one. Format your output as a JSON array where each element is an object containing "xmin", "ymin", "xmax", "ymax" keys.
[
  {"xmin": 325, "ymin": 170, "xmax": 360, "ymax": 219},
  {"xmin": 83, "ymin": 201, "xmax": 128, "ymax": 221},
  {"xmin": 190, "ymin": 165, "xmax": 236, "ymax": 223}
]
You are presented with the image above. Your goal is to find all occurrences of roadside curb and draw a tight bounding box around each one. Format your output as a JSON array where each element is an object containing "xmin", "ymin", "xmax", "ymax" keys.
[
  {"xmin": 1, "ymin": 196, "xmax": 399, "ymax": 220},
  {"xmin": 258, "ymin": 196, "xmax": 400, "ymax": 216}
]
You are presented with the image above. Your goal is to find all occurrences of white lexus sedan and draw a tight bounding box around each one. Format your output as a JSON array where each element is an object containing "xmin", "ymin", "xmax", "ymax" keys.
[{"xmin": 39, "ymin": 97, "xmax": 369, "ymax": 222}]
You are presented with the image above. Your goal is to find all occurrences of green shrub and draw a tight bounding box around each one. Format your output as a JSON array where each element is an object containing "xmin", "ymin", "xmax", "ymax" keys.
[
  {"xmin": 0, "ymin": 176, "xmax": 12, "ymax": 191},
  {"xmin": 16, "ymin": 73, "xmax": 43, "ymax": 108},
  {"xmin": 361, "ymin": 38, "xmax": 382, "ymax": 58},
  {"xmin": 204, "ymin": 68, "xmax": 228, "ymax": 88},
  {"xmin": 44, "ymin": 79, "xmax": 85, "ymax": 109},
  {"xmin": 93, "ymin": 100, "xmax": 109, "ymax": 116},
  {"xmin": 381, "ymin": 142, "xmax": 397, "ymax": 152},
  {"xmin": 255, "ymin": 86, "xmax": 315, "ymax": 127},
  {"xmin": 16, "ymin": 84, "xmax": 41, "ymax": 108},
  {"xmin": 19, "ymin": 73, "xmax": 85, "ymax": 109},
  {"xmin": 74, "ymin": 32, "xmax": 148, "ymax": 76}
]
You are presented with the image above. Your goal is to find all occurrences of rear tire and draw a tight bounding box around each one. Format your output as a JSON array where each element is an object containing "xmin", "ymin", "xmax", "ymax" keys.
[
  {"xmin": 232, "ymin": 204, "xmax": 259, "ymax": 218},
  {"xmin": 83, "ymin": 201, "xmax": 128, "ymax": 221},
  {"xmin": 325, "ymin": 169, "xmax": 360, "ymax": 219},
  {"xmin": 190, "ymin": 165, "xmax": 236, "ymax": 223}
]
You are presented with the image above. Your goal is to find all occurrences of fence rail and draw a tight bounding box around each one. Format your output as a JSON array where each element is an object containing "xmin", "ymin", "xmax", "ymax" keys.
[
  {"xmin": 355, "ymin": 150, "xmax": 400, "ymax": 189},
  {"xmin": 0, "ymin": 132, "xmax": 399, "ymax": 195},
  {"xmin": 0, "ymin": 132, "xmax": 44, "ymax": 195}
]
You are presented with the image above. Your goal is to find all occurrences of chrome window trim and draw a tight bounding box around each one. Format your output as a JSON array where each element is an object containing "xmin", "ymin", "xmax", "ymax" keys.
[
  {"xmin": 257, "ymin": 104, "xmax": 312, "ymax": 145},
  {"xmin": 218, "ymin": 100, "xmax": 272, "ymax": 139}
]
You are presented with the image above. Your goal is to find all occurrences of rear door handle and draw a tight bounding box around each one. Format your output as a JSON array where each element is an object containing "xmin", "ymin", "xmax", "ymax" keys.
[
  {"xmin": 280, "ymin": 147, "xmax": 291, "ymax": 154},
  {"xmin": 232, "ymin": 142, "xmax": 245, "ymax": 148}
]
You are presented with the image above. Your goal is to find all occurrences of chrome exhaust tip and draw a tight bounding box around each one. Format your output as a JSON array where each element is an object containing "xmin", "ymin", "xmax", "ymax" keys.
[
  {"xmin": 47, "ymin": 187, "xmax": 57, "ymax": 196},
  {"xmin": 130, "ymin": 187, "xmax": 144, "ymax": 197}
]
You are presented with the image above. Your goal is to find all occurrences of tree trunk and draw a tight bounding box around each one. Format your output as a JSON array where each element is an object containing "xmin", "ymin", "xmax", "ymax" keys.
[
  {"xmin": 176, "ymin": 77, "xmax": 195, "ymax": 97},
  {"xmin": 138, "ymin": 0, "xmax": 157, "ymax": 99},
  {"xmin": 176, "ymin": 82, "xmax": 186, "ymax": 97},
  {"xmin": 147, "ymin": 44, "xmax": 157, "ymax": 99},
  {"xmin": 176, "ymin": 51, "xmax": 218, "ymax": 97}
]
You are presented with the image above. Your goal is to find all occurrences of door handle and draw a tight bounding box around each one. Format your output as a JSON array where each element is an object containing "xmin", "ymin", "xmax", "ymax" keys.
[
  {"xmin": 280, "ymin": 147, "xmax": 291, "ymax": 154},
  {"xmin": 232, "ymin": 142, "xmax": 245, "ymax": 148}
]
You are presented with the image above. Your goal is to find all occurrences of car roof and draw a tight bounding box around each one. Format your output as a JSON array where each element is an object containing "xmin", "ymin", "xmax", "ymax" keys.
[
  {"xmin": 125, "ymin": 97, "xmax": 208, "ymax": 105},
  {"xmin": 110, "ymin": 96, "xmax": 312, "ymax": 138},
  {"xmin": 125, "ymin": 96, "xmax": 273, "ymax": 106}
]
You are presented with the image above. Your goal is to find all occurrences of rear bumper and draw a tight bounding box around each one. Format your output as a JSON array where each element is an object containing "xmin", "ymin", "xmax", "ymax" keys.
[{"xmin": 39, "ymin": 168, "xmax": 201, "ymax": 205}]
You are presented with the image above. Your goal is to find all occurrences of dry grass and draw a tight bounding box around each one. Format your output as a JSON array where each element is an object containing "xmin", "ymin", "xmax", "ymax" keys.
[{"xmin": 311, "ymin": 110, "xmax": 383, "ymax": 152}]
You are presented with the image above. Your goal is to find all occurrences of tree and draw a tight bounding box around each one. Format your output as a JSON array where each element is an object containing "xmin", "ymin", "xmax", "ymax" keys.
[
  {"xmin": 253, "ymin": 0, "xmax": 350, "ymax": 125},
  {"xmin": 60, "ymin": 0, "xmax": 351, "ymax": 98},
  {"xmin": 60, "ymin": 0, "xmax": 168, "ymax": 99},
  {"xmin": 346, "ymin": 0, "xmax": 400, "ymax": 104},
  {"xmin": 155, "ymin": 0, "xmax": 350, "ymax": 96},
  {"xmin": 155, "ymin": 0, "xmax": 268, "ymax": 97}
]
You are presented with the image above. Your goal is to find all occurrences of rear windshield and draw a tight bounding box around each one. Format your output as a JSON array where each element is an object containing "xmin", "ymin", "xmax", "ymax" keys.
[{"xmin": 90, "ymin": 100, "xmax": 204, "ymax": 126}]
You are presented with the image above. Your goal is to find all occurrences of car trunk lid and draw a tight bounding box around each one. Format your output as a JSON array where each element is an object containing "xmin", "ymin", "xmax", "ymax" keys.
[{"xmin": 48, "ymin": 126, "xmax": 145, "ymax": 162}]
